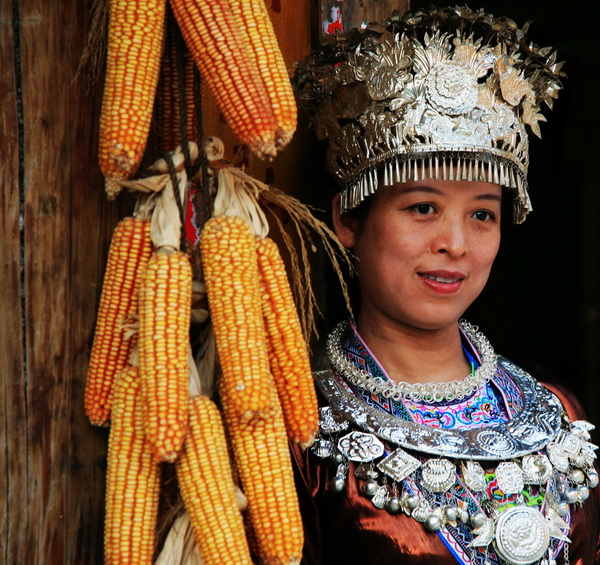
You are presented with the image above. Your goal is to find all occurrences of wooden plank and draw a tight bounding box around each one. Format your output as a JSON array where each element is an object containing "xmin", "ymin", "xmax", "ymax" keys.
[
  {"xmin": 0, "ymin": 1, "xmax": 29, "ymax": 563},
  {"xmin": 13, "ymin": 0, "xmax": 113, "ymax": 562}
]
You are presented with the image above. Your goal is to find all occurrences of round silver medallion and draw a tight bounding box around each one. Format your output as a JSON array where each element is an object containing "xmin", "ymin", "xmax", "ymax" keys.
[
  {"xmin": 494, "ymin": 507, "xmax": 550, "ymax": 565},
  {"xmin": 496, "ymin": 462, "xmax": 524, "ymax": 495},
  {"xmin": 421, "ymin": 459, "xmax": 456, "ymax": 493}
]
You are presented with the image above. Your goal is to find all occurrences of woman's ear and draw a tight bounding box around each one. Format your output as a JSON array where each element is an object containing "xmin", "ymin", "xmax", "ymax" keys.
[{"xmin": 332, "ymin": 193, "xmax": 358, "ymax": 248}]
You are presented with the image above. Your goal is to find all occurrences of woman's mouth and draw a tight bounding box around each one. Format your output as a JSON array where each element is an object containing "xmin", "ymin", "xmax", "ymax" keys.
[
  {"xmin": 421, "ymin": 274, "xmax": 462, "ymax": 284},
  {"xmin": 418, "ymin": 271, "xmax": 465, "ymax": 294}
]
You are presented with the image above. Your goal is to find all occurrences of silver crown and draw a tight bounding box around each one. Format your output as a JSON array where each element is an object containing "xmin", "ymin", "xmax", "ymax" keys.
[{"xmin": 295, "ymin": 6, "xmax": 565, "ymax": 222}]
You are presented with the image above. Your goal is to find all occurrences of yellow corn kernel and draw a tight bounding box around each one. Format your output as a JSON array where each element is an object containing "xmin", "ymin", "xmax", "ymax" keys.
[
  {"xmin": 99, "ymin": 0, "xmax": 167, "ymax": 197},
  {"xmin": 169, "ymin": 0, "xmax": 277, "ymax": 159},
  {"xmin": 104, "ymin": 366, "xmax": 160, "ymax": 565},
  {"xmin": 176, "ymin": 395, "xmax": 252, "ymax": 565},
  {"xmin": 85, "ymin": 217, "xmax": 152, "ymax": 427},
  {"xmin": 228, "ymin": 0, "xmax": 297, "ymax": 150},
  {"xmin": 200, "ymin": 216, "xmax": 272, "ymax": 422},
  {"xmin": 138, "ymin": 249, "xmax": 192, "ymax": 462},
  {"xmin": 256, "ymin": 237, "xmax": 318, "ymax": 448}
]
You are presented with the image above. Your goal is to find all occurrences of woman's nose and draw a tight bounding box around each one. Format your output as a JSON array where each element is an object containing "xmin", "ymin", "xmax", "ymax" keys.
[{"xmin": 433, "ymin": 219, "xmax": 468, "ymax": 257}]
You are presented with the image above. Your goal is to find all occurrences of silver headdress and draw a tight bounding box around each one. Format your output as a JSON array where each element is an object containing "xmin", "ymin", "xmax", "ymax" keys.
[{"xmin": 294, "ymin": 6, "xmax": 565, "ymax": 222}]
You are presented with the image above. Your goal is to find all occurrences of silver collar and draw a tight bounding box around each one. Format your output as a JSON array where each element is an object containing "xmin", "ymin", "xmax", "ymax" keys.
[{"xmin": 314, "ymin": 357, "xmax": 564, "ymax": 460}]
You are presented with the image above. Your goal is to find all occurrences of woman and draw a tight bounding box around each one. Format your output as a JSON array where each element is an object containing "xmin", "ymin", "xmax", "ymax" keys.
[{"xmin": 292, "ymin": 6, "xmax": 600, "ymax": 565}]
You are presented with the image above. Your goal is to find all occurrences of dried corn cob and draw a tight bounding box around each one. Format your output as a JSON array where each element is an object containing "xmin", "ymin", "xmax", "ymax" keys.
[
  {"xmin": 156, "ymin": 11, "xmax": 198, "ymax": 153},
  {"xmin": 221, "ymin": 386, "xmax": 304, "ymax": 565},
  {"xmin": 200, "ymin": 216, "xmax": 272, "ymax": 422},
  {"xmin": 105, "ymin": 366, "xmax": 161, "ymax": 565},
  {"xmin": 139, "ymin": 249, "xmax": 192, "ymax": 462},
  {"xmin": 98, "ymin": 0, "xmax": 167, "ymax": 197},
  {"xmin": 176, "ymin": 395, "xmax": 253, "ymax": 565},
  {"xmin": 169, "ymin": 0, "xmax": 278, "ymax": 158},
  {"xmin": 85, "ymin": 216, "xmax": 152, "ymax": 426},
  {"xmin": 228, "ymin": 0, "xmax": 297, "ymax": 150},
  {"xmin": 256, "ymin": 237, "xmax": 318, "ymax": 448}
]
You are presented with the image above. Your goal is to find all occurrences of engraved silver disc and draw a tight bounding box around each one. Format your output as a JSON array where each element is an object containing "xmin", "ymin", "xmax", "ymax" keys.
[
  {"xmin": 494, "ymin": 507, "xmax": 550, "ymax": 565},
  {"xmin": 338, "ymin": 431, "xmax": 384, "ymax": 462},
  {"xmin": 496, "ymin": 462, "xmax": 524, "ymax": 495},
  {"xmin": 421, "ymin": 459, "xmax": 456, "ymax": 493}
]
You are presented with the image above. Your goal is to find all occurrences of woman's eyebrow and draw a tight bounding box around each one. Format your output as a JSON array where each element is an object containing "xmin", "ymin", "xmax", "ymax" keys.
[
  {"xmin": 475, "ymin": 193, "xmax": 502, "ymax": 202},
  {"xmin": 396, "ymin": 185, "xmax": 443, "ymax": 195}
]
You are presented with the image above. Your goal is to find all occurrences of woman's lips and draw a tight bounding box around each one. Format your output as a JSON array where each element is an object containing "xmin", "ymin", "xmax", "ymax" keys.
[{"xmin": 418, "ymin": 271, "xmax": 465, "ymax": 294}]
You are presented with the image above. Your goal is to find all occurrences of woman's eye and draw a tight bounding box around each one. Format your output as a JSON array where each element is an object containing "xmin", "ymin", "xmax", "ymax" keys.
[
  {"xmin": 410, "ymin": 203, "xmax": 436, "ymax": 215},
  {"xmin": 472, "ymin": 210, "xmax": 495, "ymax": 222}
]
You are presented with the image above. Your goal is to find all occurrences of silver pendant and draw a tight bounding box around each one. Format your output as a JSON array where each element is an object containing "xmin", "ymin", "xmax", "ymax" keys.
[
  {"xmin": 521, "ymin": 454, "xmax": 552, "ymax": 485},
  {"xmin": 372, "ymin": 485, "xmax": 390, "ymax": 509},
  {"xmin": 461, "ymin": 461, "xmax": 487, "ymax": 492},
  {"xmin": 338, "ymin": 431, "xmax": 384, "ymax": 462},
  {"xmin": 411, "ymin": 500, "xmax": 431, "ymax": 522},
  {"xmin": 421, "ymin": 459, "xmax": 456, "ymax": 493},
  {"xmin": 545, "ymin": 508, "xmax": 570, "ymax": 542},
  {"xmin": 494, "ymin": 506, "xmax": 550, "ymax": 565},
  {"xmin": 547, "ymin": 443, "xmax": 570, "ymax": 473},
  {"xmin": 313, "ymin": 438, "xmax": 334, "ymax": 459},
  {"xmin": 377, "ymin": 448, "xmax": 422, "ymax": 482},
  {"xmin": 570, "ymin": 420, "xmax": 595, "ymax": 441},
  {"xmin": 319, "ymin": 406, "xmax": 349, "ymax": 433},
  {"xmin": 555, "ymin": 429, "xmax": 582, "ymax": 458},
  {"xmin": 496, "ymin": 462, "xmax": 524, "ymax": 495}
]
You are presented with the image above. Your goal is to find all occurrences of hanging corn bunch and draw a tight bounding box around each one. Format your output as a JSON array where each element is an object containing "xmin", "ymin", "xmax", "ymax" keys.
[
  {"xmin": 175, "ymin": 395, "xmax": 253, "ymax": 565},
  {"xmin": 139, "ymin": 248, "xmax": 192, "ymax": 462},
  {"xmin": 228, "ymin": 0, "xmax": 297, "ymax": 151},
  {"xmin": 85, "ymin": 215, "xmax": 153, "ymax": 426},
  {"xmin": 104, "ymin": 364, "xmax": 161, "ymax": 565},
  {"xmin": 256, "ymin": 237, "xmax": 319, "ymax": 448},
  {"xmin": 82, "ymin": 133, "xmax": 353, "ymax": 562},
  {"xmin": 98, "ymin": 0, "xmax": 167, "ymax": 198},
  {"xmin": 200, "ymin": 215, "xmax": 273, "ymax": 422},
  {"xmin": 220, "ymin": 386, "xmax": 304, "ymax": 565},
  {"xmin": 169, "ymin": 0, "xmax": 279, "ymax": 159}
]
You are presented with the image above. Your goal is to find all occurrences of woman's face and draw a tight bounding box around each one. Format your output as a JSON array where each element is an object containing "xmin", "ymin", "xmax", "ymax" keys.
[{"xmin": 333, "ymin": 177, "xmax": 502, "ymax": 332}]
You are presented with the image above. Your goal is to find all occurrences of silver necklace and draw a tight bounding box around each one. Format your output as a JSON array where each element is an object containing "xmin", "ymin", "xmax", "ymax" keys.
[{"xmin": 326, "ymin": 319, "xmax": 498, "ymax": 403}]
